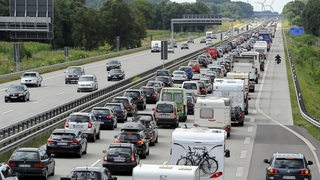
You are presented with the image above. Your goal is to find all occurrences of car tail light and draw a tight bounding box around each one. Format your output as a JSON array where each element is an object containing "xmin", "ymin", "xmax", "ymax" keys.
[
  {"xmin": 226, "ymin": 125, "xmax": 231, "ymax": 132},
  {"xmin": 119, "ymin": 111, "xmax": 124, "ymax": 115},
  {"xmin": 174, "ymin": 109, "xmax": 177, "ymax": 119},
  {"xmin": 239, "ymin": 113, "xmax": 243, "ymax": 118},
  {"xmin": 188, "ymin": 103, "xmax": 193, "ymax": 107},
  {"xmin": 47, "ymin": 139, "xmax": 55, "ymax": 144},
  {"xmin": 71, "ymin": 140, "xmax": 79, "ymax": 144},
  {"xmin": 152, "ymin": 93, "xmax": 157, "ymax": 98},
  {"xmin": 65, "ymin": 120, "xmax": 69, "ymax": 128},
  {"xmin": 299, "ymin": 169, "xmax": 310, "ymax": 175},
  {"xmin": 8, "ymin": 161, "xmax": 16, "ymax": 167},
  {"xmin": 124, "ymin": 104, "xmax": 131, "ymax": 108},
  {"xmin": 131, "ymin": 154, "xmax": 136, "ymax": 162},
  {"xmin": 103, "ymin": 153, "xmax": 108, "ymax": 162},
  {"xmin": 33, "ymin": 162, "xmax": 44, "ymax": 168},
  {"xmin": 137, "ymin": 141, "xmax": 145, "ymax": 145},
  {"xmin": 153, "ymin": 108, "xmax": 156, "ymax": 117},
  {"xmin": 210, "ymin": 171, "xmax": 223, "ymax": 178},
  {"xmin": 268, "ymin": 168, "xmax": 279, "ymax": 174},
  {"xmin": 197, "ymin": 90, "xmax": 200, "ymax": 95},
  {"xmin": 201, "ymin": 89, "xmax": 206, "ymax": 93},
  {"xmin": 106, "ymin": 115, "xmax": 113, "ymax": 119},
  {"xmin": 114, "ymin": 140, "xmax": 120, "ymax": 143},
  {"xmin": 88, "ymin": 122, "xmax": 93, "ymax": 128},
  {"xmin": 138, "ymin": 97, "xmax": 143, "ymax": 101}
]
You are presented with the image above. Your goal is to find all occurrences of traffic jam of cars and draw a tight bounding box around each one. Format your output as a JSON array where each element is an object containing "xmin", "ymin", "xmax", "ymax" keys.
[{"xmin": 1, "ymin": 20, "xmax": 314, "ymax": 180}]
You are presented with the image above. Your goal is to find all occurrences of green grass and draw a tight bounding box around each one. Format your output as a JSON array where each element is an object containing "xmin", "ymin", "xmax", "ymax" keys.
[{"xmin": 283, "ymin": 20, "xmax": 320, "ymax": 140}]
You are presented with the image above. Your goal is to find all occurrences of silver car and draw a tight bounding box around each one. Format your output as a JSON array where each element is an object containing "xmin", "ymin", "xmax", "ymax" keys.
[
  {"xmin": 77, "ymin": 75, "xmax": 98, "ymax": 92},
  {"xmin": 20, "ymin": 71, "xmax": 42, "ymax": 87},
  {"xmin": 64, "ymin": 112, "xmax": 101, "ymax": 142}
]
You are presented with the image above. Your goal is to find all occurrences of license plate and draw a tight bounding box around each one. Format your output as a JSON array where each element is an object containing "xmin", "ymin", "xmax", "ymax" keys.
[
  {"xmin": 73, "ymin": 125, "xmax": 84, "ymax": 129},
  {"xmin": 57, "ymin": 142, "xmax": 68, "ymax": 146},
  {"xmin": 11, "ymin": 96, "xmax": 17, "ymax": 98},
  {"xmin": 283, "ymin": 176, "xmax": 296, "ymax": 179},
  {"xmin": 160, "ymin": 114, "xmax": 169, "ymax": 118},
  {"xmin": 19, "ymin": 164, "xmax": 31, "ymax": 168},
  {"xmin": 113, "ymin": 157, "xmax": 125, "ymax": 162}
]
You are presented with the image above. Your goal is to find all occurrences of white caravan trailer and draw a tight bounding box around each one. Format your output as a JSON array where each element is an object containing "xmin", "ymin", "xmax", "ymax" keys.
[
  {"xmin": 194, "ymin": 97, "xmax": 231, "ymax": 137},
  {"xmin": 132, "ymin": 164, "xmax": 200, "ymax": 180},
  {"xmin": 170, "ymin": 126, "xmax": 230, "ymax": 180}
]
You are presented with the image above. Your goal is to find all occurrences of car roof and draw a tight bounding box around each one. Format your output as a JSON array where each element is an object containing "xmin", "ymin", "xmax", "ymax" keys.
[
  {"xmin": 80, "ymin": 74, "xmax": 95, "ymax": 77},
  {"xmin": 273, "ymin": 153, "xmax": 304, "ymax": 159},
  {"xmin": 70, "ymin": 112, "xmax": 90, "ymax": 116},
  {"xmin": 109, "ymin": 143, "xmax": 133, "ymax": 148},
  {"xmin": 105, "ymin": 102, "xmax": 123, "ymax": 106},
  {"xmin": 53, "ymin": 128, "xmax": 79, "ymax": 134},
  {"xmin": 23, "ymin": 71, "xmax": 38, "ymax": 74},
  {"xmin": 92, "ymin": 107, "xmax": 113, "ymax": 110},
  {"xmin": 72, "ymin": 166, "xmax": 106, "ymax": 172},
  {"xmin": 122, "ymin": 122, "xmax": 143, "ymax": 129},
  {"xmin": 156, "ymin": 101, "xmax": 176, "ymax": 105},
  {"xmin": 16, "ymin": 147, "xmax": 40, "ymax": 152}
]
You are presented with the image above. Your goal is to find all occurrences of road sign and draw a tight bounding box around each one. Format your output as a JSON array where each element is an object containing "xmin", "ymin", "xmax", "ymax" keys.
[
  {"xmin": 13, "ymin": 43, "xmax": 21, "ymax": 62},
  {"xmin": 161, "ymin": 41, "xmax": 168, "ymax": 60},
  {"xmin": 64, "ymin": 47, "xmax": 69, "ymax": 57},
  {"xmin": 290, "ymin": 27, "xmax": 304, "ymax": 36}
]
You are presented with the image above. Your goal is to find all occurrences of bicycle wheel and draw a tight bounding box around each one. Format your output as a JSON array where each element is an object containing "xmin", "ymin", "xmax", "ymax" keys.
[
  {"xmin": 176, "ymin": 157, "xmax": 193, "ymax": 166},
  {"xmin": 200, "ymin": 157, "xmax": 219, "ymax": 175}
]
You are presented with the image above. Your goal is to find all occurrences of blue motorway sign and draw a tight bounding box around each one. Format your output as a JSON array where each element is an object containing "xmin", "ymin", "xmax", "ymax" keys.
[{"xmin": 290, "ymin": 27, "xmax": 304, "ymax": 36}]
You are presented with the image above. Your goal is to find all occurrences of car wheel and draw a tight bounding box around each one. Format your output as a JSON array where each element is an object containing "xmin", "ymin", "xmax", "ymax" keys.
[
  {"xmin": 144, "ymin": 104, "xmax": 146, "ymax": 109},
  {"xmin": 150, "ymin": 141, "xmax": 155, "ymax": 146},
  {"xmin": 65, "ymin": 81, "xmax": 68, "ymax": 84},
  {"xmin": 42, "ymin": 169, "xmax": 48, "ymax": 180},
  {"xmin": 51, "ymin": 166, "xmax": 55, "ymax": 176},
  {"xmin": 240, "ymin": 121, "xmax": 244, "ymax": 126},
  {"xmin": 146, "ymin": 147, "xmax": 150, "ymax": 155},
  {"xmin": 77, "ymin": 89, "xmax": 80, "ymax": 92},
  {"xmin": 155, "ymin": 136, "xmax": 158, "ymax": 143},
  {"xmin": 140, "ymin": 154, "xmax": 146, "ymax": 159},
  {"xmin": 91, "ymin": 133, "xmax": 96, "ymax": 142},
  {"xmin": 39, "ymin": 83, "xmax": 41, "ymax": 87},
  {"xmin": 24, "ymin": 96, "xmax": 27, "ymax": 102},
  {"xmin": 4, "ymin": 99, "xmax": 8, "ymax": 103},
  {"xmin": 83, "ymin": 143, "xmax": 87, "ymax": 154},
  {"xmin": 96, "ymin": 130, "xmax": 100, "ymax": 140},
  {"xmin": 77, "ymin": 147, "xmax": 82, "ymax": 158}
]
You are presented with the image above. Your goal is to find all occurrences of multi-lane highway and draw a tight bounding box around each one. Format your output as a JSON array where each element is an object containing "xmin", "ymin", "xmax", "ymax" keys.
[{"xmin": 1, "ymin": 22, "xmax": 319, "ymax": 180}]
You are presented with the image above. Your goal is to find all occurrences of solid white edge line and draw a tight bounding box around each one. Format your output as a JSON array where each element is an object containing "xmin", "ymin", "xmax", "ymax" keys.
[
  {"xmin": 91, "ymin": 159, "xmax": 101, "ymax": 167},
  {"xmin": 255, "ymin": 23, "xmax": 320, "ymax": 175},
  {"xmin": 2, "ymin": 110, "xmax": 14, "ymax": 114}
]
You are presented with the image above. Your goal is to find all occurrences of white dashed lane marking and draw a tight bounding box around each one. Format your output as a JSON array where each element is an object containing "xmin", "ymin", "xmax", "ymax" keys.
[
  {"xmin": 244, "ymin": 137, "xmax": 250, "ymax": 145},
  {"xmin": 2, "ymin": 110, "xmax": 14, "ymax": 115},
  {"xmin": 235, "ymin": 167, "xmax": 244, "ymax": 177}
]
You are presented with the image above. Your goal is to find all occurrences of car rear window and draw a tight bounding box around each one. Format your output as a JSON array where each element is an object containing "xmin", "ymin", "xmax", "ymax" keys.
[
  {"xmin": 108, "ymin": 147, "xmax": 131, "ymax": 156},
  {"xmin": 105, "ymin": 105, "xmax": 121, "ymax": 111},
  {"xmin": 11, "ymin": 151, "xmax": 39, "ymax": 160},
  {"xmin": 51, "ymin": 133, "xmax": 75, "ymax": 140},
  {"xmin": 113, "ymin": 99, "xmax": 129, "ymax": 105},
  {"xmin": 118, "ymin": 134, "xmax": 140, "ymax": 141},
  {"xmin": 92, "ymin": 109, "xmax": 111, "ymax": 115},
  {"xmin": 124, "ymin": 91, "xmax": 140, "ymax": 98},
  {"xmin": 141, "ymin": 88, "xmax": 154, "ymax": 93},
  {"xmin": 156, "ymin": 104, "xmax": 174, "ymax": 113},
  {"xmin": 69, "ymin": 115, "xmax": 90, "ymax": 123},
  {"xmin": 70, "ymin": 171, "xmax": 101, "ymax": 179},
  {"xmin": 274, "ymin": 158, "xmax": 304, "ymax": 169},
  {"xmin": 183, "ymin": 83, "xmax": 198, "ymax": 90}
]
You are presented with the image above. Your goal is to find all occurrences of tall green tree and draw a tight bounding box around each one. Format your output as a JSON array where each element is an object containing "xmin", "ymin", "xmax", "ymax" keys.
[
  {"xmin": 301, "ymin": 0, "xmax": 320, "ymax": 36},
  {"xmin": 282, "ymin": 1, "xmax": 305, "ymax": 26}
]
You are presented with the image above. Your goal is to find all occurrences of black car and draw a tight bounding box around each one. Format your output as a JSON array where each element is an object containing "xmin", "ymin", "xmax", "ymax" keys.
[
  {"xmin": 120, "ymin": 122, "xmax": 151, "ymax": 141},
  {"xmin": 200, "ymin": 38, "xmax": 206, "ymax": 43},
  {"xmin": 46, "ymin": 129, "xmax": 88, "ymax": 158},
  {"xmin": 107, "ymin": 69, "xmax": 125, "ymax": 81},
  {"xmin": 123, "ymin": 89, "xmax": 146, "ymax": 110},
  {"xmin": 112, "ymin": 96, "xmax": 137, "ymax": 117},
  {"xmin": 106, "ymin": 60, "xmax": 121, "ymax": 71},
  {"xmin": 114, "ymin": 132, "xmax": 149, "ymax": 159},
  {"xmin": 181, "ymin": 43, "xmax": 189, "ymax": 49},
  {"xmin": 104, "ymin": 103, "xmax": 128, "ymax": 123},
  {"xmin": 61, "ymin": 166, "xmax": 117, "ymax": 180},
  {"xmin": 132, "ymin": 112, "xmax": 157, "ymax": 127},
  {"xmin": 91, "ymin": 107, "xmax": 118, "ymax": 130},
  {"xmin": 8, "ymin": 147, "xmax": 55, "ymax": 180},
  {"xmin": 4, "ymin": 84, "xmax": 30, "ymax": 102},
  {"xmin": 155, "ymin": 69, "xmax": 171, "ymax": 77},
  {"xmin": 140, "ymin": 86, "xmax": 159, "ymax": 104},
  {"xmin": 102, "ymin": 143, "xmax": 140, "ymax": 174},
  {"xmin": 264, "ymin": 153, "xmax": 313, "ymax": 180},
  {"xmin": 231, "ymin": 106, "xmax": 245, "ymax": 126},
  {"xmin": 155, "ymin": 76, "xmax": 173, "ymax": 87}
]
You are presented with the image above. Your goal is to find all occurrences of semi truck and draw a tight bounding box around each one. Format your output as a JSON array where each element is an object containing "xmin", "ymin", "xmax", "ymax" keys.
[
  {"xmin": 132, "ymin": 164, "xmax": 200, "ymax": 180},
  {"xmin": 205, "ymin": 31, "xmax": 213, "ymax": 39},
  {"xmin": 232, "ymin": 55, "xmax": 258, "ymax": 84},
  {"xmin": 170, "ymin": 126, "xmax": 230, "ymax": 180},
  {"xmin": 258, "ymin": 31, "xmax": 272, "ymax": 51}
]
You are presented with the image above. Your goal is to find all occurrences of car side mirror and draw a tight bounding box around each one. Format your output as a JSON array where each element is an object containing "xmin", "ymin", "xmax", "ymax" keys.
[
  {"xmin": 225, "ymin": 149, "xmax": 230, "ymax": 158},
  {"xmin": 112, "ymin": 177, "xmax": 118, "ymax": 180},
  {"xmin": 102, "ymin": 150, "xmax": 107, "ymax": 154},
  {"xmin": 307, "ymin": 161, "xmax": 313, "ymax": 165},
  {"xmin": 264, "ymin": 159, "xmax": 270, "ymax": 164},
  {"xmin": 114, "ymin": 135, "xmax": 117, "ymax": 138}
]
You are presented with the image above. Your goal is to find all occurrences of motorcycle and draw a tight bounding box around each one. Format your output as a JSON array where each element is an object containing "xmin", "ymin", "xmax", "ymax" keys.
[{"xmin": 275, "ymin": 57, "xmax": 281, "ymax": 64}]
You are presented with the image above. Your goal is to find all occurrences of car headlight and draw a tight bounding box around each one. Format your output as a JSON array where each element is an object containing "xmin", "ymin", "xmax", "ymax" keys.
[
  {"xmin": 108, "ymin": 74, "xmax": 111, "ymax": 77},
  {"xmin": 19, "ymin": 93, "xmax": 24, "ymax": 96}
]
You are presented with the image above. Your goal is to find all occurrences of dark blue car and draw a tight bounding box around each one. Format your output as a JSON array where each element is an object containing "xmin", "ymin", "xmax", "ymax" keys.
[
  {"xmin": 104, "ymin": 103, "xmax": 128, "ymax": 123},
  {"xmin": 91, "ymin": 107, "xmax": 117, "ymax": 130},
  {"xmin": 179, "ymin": 66, "xmax": 194, "ymax": 80}
]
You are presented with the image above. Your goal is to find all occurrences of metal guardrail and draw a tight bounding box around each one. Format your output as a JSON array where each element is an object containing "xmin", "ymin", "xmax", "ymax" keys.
[
  {"xmin": 282, "ymin": 28, "xmax": 320, "ymax": 128},
  {"xmin": 0, "ymin": 26, "xmax": 261, "ymax": 154}
]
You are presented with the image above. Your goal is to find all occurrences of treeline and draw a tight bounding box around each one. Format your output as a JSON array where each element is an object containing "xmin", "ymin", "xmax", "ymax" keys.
[
  {"xmin": 0, "ymin": 0, "xmax": 253, "ymax": 50},
  {"xmin": 283, "ymin": 0, "xmax": 320, "ymax": 36}
]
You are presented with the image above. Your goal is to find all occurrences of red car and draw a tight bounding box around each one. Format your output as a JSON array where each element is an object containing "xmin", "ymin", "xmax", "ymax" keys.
[{"xmin": 187, "ymin": 60, "xmax": 200, "ymax": 73}]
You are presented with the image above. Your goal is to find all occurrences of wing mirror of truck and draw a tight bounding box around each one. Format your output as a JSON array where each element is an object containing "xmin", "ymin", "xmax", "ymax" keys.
[{"xmin": 225, "ymin": 149, "xmax": 230, "ymax": 158}]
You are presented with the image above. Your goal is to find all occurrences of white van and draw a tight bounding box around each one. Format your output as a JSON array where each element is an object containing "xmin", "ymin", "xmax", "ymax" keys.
[
  {"xmin": 194, "ymin": 97, "xmax": 231, "ymax": 137},
  {"xmin": 170, "ymin": 126, "xmax": 230, "ymax": 180},
  {"xmin": 182, "ymin": 81, "xmax": 206, "ymax": 96},
  {"xmin": 133, "ymin": 164, "xmax": 200, "ymax": 180}
]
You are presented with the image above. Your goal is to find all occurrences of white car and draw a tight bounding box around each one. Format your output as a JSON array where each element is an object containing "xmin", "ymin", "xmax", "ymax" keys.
[
  {"xmin": 0, "ymin": 163, "xmax": 18, "ymax": 180},
  {"xmin": 77, "ymin": 75, "xmax": 98, "ymax": 92},
  {"xmin": 167, "ymin": 46, "xmax": 175, "ymax": 53},
  {"xmin": 172, "ymin": 70, "xmax": 188, "ymax": 84},
  {"xmin": 64, "ymin": 112, "xmax": 101, "ymax": 142},
  {"xmin": 20, "ymin": 71, "xmax": 42, "ymax": 87}
]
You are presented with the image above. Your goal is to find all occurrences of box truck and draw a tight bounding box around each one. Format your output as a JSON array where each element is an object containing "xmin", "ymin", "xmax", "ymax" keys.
[
  {"xmin": 132, "ymin": 164, "xmax": 200, "ymax": 180},
  {"xmin": 170, "ymin": 126, "xmax": 230, "ymax": 180},
  {"xmin": 193, "ymin": 96, "xmax": 231, "ymax": 137},
  {"xmin": 151, "ymin": 40, "xmax": 161, "ymax": 53}
]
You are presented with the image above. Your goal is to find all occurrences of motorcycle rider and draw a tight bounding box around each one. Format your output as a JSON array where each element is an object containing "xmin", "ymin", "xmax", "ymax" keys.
[{"xmin": 275, "ymin": 54, "xmax": 281, "ymax": 63}]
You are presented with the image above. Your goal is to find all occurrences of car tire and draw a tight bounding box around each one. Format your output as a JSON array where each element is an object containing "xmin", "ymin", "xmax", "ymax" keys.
[
  {"xmin": 240, "ymin": 121, "xmax": 244, "ymax": 126},
  {"xmin": 42, "ymin": 169, "xmax": 48, "ymax": 180},
  {"xmin": 141, "ymin": 154, "xmax": 146, "ymax": 159},
  {"xmin": 146, "ymin": 148, "xmax": 149, "ymax": 155},
  {"xmin": 77, "ymin": 89, "xmax": 80, "ymax": 92},
  {"xmin": 91, "ymin": 133, "xmax": 96, "ymax": 142},
  {"xmin": 65, "ymin": 81, "xmax": 68, "ymax": 84},
  {"xmin": 150, "ymin": 141, "xmax": 155, "ymax": 146},
  {"xmin": 96, "ymin": 130, "xmax": 100, "ymax": 140},
  {"xmin": 77, "ymin": 148, "xmax": 82, "ymax": 158},
  {"xmin": 4, "ymin": 99, "xmax": 8, "ymax": 103},
  {"xmin": 51, "ymin": 166, "xmax": 55, "ymax": 176},
  {"xmin": 155, "ymin": 136, "xmax": 158, "ymax": 143},
  {"xmin": 83, "ymin": 143, "xmax": 87, "ymax": 154},
  {"xmin": 110, "ymin": 124, "xmax": 114, "ymax": 130},
  {"xmin": 24, "ymin": 96, "xmax": 27, "ymax": 102}
]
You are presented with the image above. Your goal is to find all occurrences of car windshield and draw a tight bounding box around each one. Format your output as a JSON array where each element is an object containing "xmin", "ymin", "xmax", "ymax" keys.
[
  {"xmin": 274, "ymin": 158, "xmax": 304, "ymax": 169},
  {"xmin": 70, "ymin": 171, "xmax": 101, "ymax": 180},
  {"xmin": 11, "ymin": 151, "xmax": 39, "ymax": 160},
  {"xmin": 109, "ymin": 60, "xmax": 119, "ymax": 65},
  {"xmin": 156, "ymin": 104, "xmax": 174, "ymax": 113},
  {"xmin": 69, "ymin": 115, "xmax": 90, "ymax": 123},
  {"xmin": 79, "ymin": 76, "xmax": 93, "ymax": 81},
  {"xmin": 67, "ymin": 67, "xmax": 81, "ymax": 73},
  {"xmin": 22, "ymin": 73, "xmax": 36, "ymax": 77},
  {"xmin": 51, "ymin": 133, "xmax": 75, "ymax": 140},
  {"xmin": 8, "ymin": 85, "xmax": 24, "ymax": 92},
  {"xmin": 92, "ymin": 109, "xmax": 111, "ymax": 115},
  {"xmin": 110, "ymin": 69, "xmax": 122, "ymax": 73}
]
